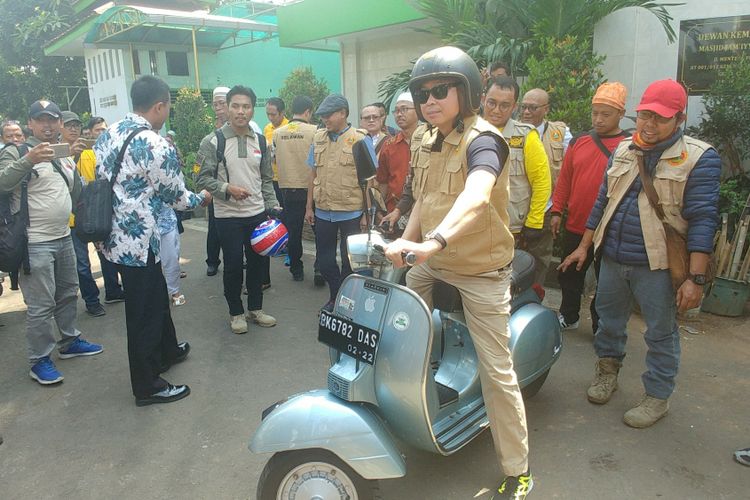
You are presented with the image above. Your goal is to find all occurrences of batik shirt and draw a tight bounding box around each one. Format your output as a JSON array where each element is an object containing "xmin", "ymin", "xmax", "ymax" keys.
[{"xmin": 95, "ymin": 113, "xmax": 203, "ymax": 267}]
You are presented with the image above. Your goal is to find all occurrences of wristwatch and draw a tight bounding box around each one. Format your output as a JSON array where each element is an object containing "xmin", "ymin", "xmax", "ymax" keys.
[
  {"xmin": 688, "ymin": 273, "xmax": 706, "ymax": 286},
  {"xmin": 425, "ymin": 230, "xmax": 447, "ymax": 250}
]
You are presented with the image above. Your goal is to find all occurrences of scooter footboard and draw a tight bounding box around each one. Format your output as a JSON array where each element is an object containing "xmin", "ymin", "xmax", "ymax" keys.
[
  {"xmin": 249, "ymin": 389, "xmax": 406, "ymax": 479},
  {"xmin": 509, "ymin": 303, "xmax": 562, "ymax": 387}
]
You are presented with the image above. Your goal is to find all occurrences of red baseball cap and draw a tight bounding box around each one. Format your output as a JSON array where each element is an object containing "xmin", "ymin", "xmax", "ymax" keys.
[{"xmin": 636, "ymin": 79, "xmax": 687, "ymax": 118}]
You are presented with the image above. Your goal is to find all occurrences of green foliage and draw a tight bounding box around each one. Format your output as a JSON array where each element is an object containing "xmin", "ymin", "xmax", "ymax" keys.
[
  {"xmin": 687, "ymin": 56, "xmax": 750, "ymax": 177},
  {"xmin": 171, "ymin": 87, "xmax": 213, "ymax": 159},
  {"xmin": 523, "ymin": 37, "xmax": 605, "ymax": 134},
  {"xmin": 278, "ymin": 67, "xmax": 330, "ymax": 121},
  {"xmin": 718, "ymin": 176, "xmax": 750, "ymax": 220},
  {"xmin": 0, "ymin": 0, "xmax": 89, "ymax": 119}
]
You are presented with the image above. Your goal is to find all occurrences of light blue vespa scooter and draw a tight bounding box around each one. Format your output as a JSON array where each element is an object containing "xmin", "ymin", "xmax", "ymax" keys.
[{"xmin": 250, "ymin": 224, "xmax": 562, "ymax": 499}]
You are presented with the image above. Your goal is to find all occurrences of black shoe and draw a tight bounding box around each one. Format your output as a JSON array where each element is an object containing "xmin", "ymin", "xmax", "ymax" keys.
[
  {"xmin": 491, "ymin": 471, "xmax": 533, "ymax": 499},
  {"xmin": 292, "ymin": 272, "xmax": 304, "ymax": 282},
  {"xmin": 104, "ymin": 292, "xmax": 125, "ymax": 304},
  {"xmin": 206, "ymin": 264, "xmax": 219, "ymax": 276},
  {"xmin": 86, "ymin": 303, "xmax": 106, "ymax": 317},
  {"xmin": 160, "ymin": 342, "xmax": 191, "ymax": 372},
  {"xmin": 314, "ymin": 271, "xmax": 325, "ymax": 287},
  {"xmin": 321, "ymin": 300, "xmax": 335, "ymax": 313},
  {"xmin": 135, "ymin": 384, "xmax": 191, "ymax": 406}
]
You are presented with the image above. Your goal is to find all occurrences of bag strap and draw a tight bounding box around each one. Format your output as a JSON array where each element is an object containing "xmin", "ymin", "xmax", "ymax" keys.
[
  {"xmin": 635, "ymin": 152, "xmax": 666, "ymax": 221},
  {"xmin": 214, "ymin": 129, "xmax": 227, "ymax": 181},
  {"xmin": 111, "ymin": 127, "xmax": 148, "ymax": 187},
  {"xmin": 590, "ymin": 131, "xmax": 630, "ymax": 159}
]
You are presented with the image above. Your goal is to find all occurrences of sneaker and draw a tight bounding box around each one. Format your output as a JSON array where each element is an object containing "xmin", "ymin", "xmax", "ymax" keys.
[
  {"xmin": 557, "ymin": 313, "xmax": 579, "ymax": 331},
  {"xmin": 284, "ymin": 255, "xmax": 291, "ymax": 267},
  {"xmin": 135, "ymin": 384, "xmax": 190, "ymax": 407},
  {"xmin": 59, "ymin": 337, "xmax": 103, "ymax": 359},
  {"xmin": 734, "ymin": 448, "xmax": 750, "ymax": 467},
  {"xmin": 86, "ymin": 303, "xmax": 106, "ymax": 317},
  {"xmin": 231, "ymin": 314, "xmax": 248, "ymax": 334},
  {"xmin": 491, "ymin": 471, "xmax": 534, "ymax": 499},
  {"xmin": 103, "ymin": 292, "xmax": 125, "ymax": 304},
  {"xmin": 623, "ymin": 394, "xmax": 669, "ymax": 428},
  {"xmin": 247, "ymin": 310, "xmax": 276, "ymax": 327},
  {"xmin": 30, "ymin": 357, "xmax": 64, "ymax": 385},
  {"xmin": 587, "ymin": 357, "xmax": 621, "ymax": 404}
]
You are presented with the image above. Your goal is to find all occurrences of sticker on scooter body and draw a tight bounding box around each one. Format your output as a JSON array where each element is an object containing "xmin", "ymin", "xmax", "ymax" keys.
[
  {"xmin": 338, "ymin": 295, "xmax": 355, "ymax": 312},
  {"xmin": 318, "ymin": 310, "xmax": 380, "ymax": 365},
  {"xmin": 393, "ymin": 312, "xmax": 409, "ymax": 331}
]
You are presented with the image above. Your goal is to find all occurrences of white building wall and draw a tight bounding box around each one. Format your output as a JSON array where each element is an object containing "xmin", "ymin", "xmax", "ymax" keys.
[
  {"xmin": 340, "ymin": 29, "xmax": 440, "ymax": 123},
  {"xmin": 84, "ymin": 47, "xmax": 131, "ymax": 124},
  {"xmin": 594, "ymin": 0, "xmax": 749, "ymax": 127}
]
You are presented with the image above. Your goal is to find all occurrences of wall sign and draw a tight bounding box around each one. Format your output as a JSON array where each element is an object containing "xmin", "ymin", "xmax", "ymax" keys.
[{"xmin": 677, "ymin": 15, "xmax": 750, "ymax": 95}]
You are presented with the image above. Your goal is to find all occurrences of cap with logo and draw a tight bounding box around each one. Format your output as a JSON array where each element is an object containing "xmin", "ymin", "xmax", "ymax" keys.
[
  {"xmin": 636, "ymin": 79, "xmax": 687, "ymax": 118},
  {"xmin": 28, "ymin": 100, "xmax": 62, "ymax": 120}
]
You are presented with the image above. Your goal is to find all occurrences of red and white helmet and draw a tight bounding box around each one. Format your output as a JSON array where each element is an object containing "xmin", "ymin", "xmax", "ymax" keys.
[{"xmin": 251, "ymin": 219, "xmax": 288, "ymax": 257}]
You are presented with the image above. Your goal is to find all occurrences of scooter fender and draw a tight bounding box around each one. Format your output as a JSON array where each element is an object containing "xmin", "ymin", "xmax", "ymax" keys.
[{"xmin": 249, "ymin": 389, "xmax": 406, "ymax": 480}]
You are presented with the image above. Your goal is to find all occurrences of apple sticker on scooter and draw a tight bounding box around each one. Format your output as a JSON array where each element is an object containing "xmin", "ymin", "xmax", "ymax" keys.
[{"xmin": 393, "ymin": 312, "xmax": 410, "ymax": 331}]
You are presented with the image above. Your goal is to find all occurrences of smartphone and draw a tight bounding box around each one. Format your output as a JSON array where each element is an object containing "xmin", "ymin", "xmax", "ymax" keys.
[
  {"xmin": 50, "ymin": 143, "xmax": 71, "ymax": 159},
  {"xmin": 80, "ymin": 138, "xmax": 96, "ymax": 148}
]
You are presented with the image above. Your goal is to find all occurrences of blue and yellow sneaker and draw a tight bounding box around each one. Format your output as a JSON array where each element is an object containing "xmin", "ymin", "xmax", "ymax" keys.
[{"xmin": 492, "ymin": 471, "xmax": 533, "ymax": 499}]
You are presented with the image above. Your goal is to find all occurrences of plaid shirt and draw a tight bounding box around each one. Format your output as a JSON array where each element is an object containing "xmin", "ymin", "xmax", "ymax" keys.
[{"xmin": 95, "ymin": 113, "xmax": 203, "ymax": 267}]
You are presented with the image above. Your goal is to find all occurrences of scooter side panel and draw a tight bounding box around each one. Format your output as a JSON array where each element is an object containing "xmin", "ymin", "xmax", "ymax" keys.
[
  {"xmin": 508, "ymin": 302, "xmax": 562, "ymax": 386},
  {"xmin": 249, "ymin": 389, "xmax": 406, "ymax": 479}
]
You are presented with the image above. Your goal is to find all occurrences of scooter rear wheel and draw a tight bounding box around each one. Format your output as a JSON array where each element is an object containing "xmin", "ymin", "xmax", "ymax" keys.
[
  {"xmin": 521, "ymin": 368, "xmax": 550, "ymax": 400},
  {"xmin": 257, "ymin": 448, "xmax": 381, "ymax": 500}
]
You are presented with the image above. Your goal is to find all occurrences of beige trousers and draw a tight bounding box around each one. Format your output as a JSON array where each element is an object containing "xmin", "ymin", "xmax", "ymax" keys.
[{"xmin": 407, "ymin": 263, "xmax": 529, "ymax": 476}]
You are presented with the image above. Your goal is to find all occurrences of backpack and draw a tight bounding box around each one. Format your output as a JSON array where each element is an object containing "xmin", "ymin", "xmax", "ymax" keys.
[
  {"xmin": 212, "ymin": 129, "xmax": 267, "ymax": 181},
  {"xmin": 0, "ymin": 144, "xmax": 70, "ymax": 274},
  {"xmin": 74, "ymin": 127, "xmax": 146, "ymax": 243}
]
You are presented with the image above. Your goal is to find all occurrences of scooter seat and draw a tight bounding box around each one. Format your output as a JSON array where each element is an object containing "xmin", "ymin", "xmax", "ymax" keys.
[{"xmin": 431, "ymin": 250, "xmax": 536, "ymax": 313}]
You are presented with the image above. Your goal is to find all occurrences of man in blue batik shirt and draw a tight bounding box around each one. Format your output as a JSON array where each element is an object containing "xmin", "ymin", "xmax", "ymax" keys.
[{"xmin": 95, "ymin": 75, "xmax": 210, "ymax": 406}]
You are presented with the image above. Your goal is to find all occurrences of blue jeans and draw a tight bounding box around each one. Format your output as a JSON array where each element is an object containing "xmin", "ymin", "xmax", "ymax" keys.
[
  {"xmin": 314, "ymin": 215, "xmax": 360, "ymax": 302},
  {"xmin": 594, "ymin": 256, "xmax": 680, "ymax": 399}
]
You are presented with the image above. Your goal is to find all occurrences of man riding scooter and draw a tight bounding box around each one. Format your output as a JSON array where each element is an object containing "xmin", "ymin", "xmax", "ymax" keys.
[{"xmin": 384, "ymin": 46, "xmax": 534, "ymax": 499}]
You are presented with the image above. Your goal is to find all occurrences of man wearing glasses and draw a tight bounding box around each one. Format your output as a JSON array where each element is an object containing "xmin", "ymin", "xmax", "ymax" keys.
[
  {"xmin": 560, "ymin": 79, "xmax": 720, "ymax": 428},
  {"xmin": 482, "ymin": 77, "xmax": 550, "ymax": 274},
  {"xmin": 360, "ymin": 103, "xmax": 389, "ymax": 155}
]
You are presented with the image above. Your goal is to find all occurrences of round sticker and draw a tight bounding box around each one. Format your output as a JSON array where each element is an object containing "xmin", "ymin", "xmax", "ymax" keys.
[{"xmin": 393, "ymin": 312, "xmax": 410, "ymax": 331}]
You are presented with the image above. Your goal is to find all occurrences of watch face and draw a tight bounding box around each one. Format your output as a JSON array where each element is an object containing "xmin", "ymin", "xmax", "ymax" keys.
[{"xmin": 691, "ymin": 274, "xmax": 706, "ymax": 285}]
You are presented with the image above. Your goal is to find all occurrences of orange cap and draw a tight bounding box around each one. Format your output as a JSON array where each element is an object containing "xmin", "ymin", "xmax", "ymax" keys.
[{"xmin": 592, "ymin": 82, "xmax": 627, "ymax": 110}]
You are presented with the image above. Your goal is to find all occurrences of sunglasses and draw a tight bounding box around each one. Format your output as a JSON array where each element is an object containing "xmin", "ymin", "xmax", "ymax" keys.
[{"xmin": 414, "ymin": 83, "xmax": 457, "ymax": 104}]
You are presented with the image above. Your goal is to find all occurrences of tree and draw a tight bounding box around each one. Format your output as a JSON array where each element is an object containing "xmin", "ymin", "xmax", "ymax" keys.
[
  {"xmin": 278, "ymin": 67, "xmax": 330, "ymax": 121},
  {"xmin": 171, "ymin": 87, "xmax": 213, "ymax": 191},
  {"xmin": 0, "ymin": 0, "xmax": 89, "ymax": 120},
  {"xmin": 522, "ymin": 37, "xmax": 606, "ymax": 134}
]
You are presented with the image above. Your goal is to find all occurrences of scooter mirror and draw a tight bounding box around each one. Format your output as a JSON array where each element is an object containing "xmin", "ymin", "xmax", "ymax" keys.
[
  {"xmin": 352, "ymin": 139, "xmax": 377, "ymax": 185},
  {"xmin": 368, "ymin": 187, "xmax": 387, "ymax": 214}
]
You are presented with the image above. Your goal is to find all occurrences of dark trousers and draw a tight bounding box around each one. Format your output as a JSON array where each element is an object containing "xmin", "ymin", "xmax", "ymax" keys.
[
  {"xmin": 282, "ymin": 188, "xmax": 307, "ymax": 275},
  {"xmin": 117, "ymin": 251, "xmax": 180, "ymax": 398},
  {"xmin": 557, "ymin": 230, "xmax": 600, "ymax": 332},
  {"xmin": 215, "ymin": 214, "xmax": 267, "ymax": 316},
  {"xmin": 315, "ymin": 215, "xmax": 360, "ymax": 301},
  {"xmin": 206, "ymin": 202, "xmax": 221, "ymax": 267},
  {"xmin": 72, "ymin": 232, "xmax": 123, "ymax": 306}
]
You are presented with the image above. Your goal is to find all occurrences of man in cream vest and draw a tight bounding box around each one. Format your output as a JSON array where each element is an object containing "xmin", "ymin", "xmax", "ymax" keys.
[
  {"xmin": 482, "ymin": 76, "xmax": 551, "ymax": 285},
  {"xmin": 560, "ymin": 79, "xmax": 720, "ymax": 429},
  {"xmin": 273, "ymin": 95, "xmax": 317, "ymax": 282}
]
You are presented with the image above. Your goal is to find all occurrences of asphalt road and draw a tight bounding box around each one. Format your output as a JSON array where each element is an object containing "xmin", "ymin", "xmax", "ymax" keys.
[{"xmin": 1, "ymin": 221, "xmax": 748, "ymax": 499}]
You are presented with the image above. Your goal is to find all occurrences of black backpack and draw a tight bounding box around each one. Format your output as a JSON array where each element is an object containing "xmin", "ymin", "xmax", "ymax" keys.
[
  {"xmin": 74, "ymin": 127, "xmax": 146, "ymax": 243},
  {"xmin": 213, "ymin": 128, "xmax": 267, "ymax": 181},
  {"xmin": 0, "ymin": 144, "xmax": 70, "ymax": 274}
]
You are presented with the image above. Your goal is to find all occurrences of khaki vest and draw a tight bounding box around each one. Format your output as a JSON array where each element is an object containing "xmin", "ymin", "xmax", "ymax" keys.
[
  {"xmin": 502, "ymin": 119, "xmax": 536, "ymax": 232},
  {"xmin": 592, "ymin": 135, "xmax": 712, "ymax": 270},
  {"xmin": 312, "ymin": 126, "xmax": 367, "ymax": 211},
  {"xmin": 273, "ymin": 120, "xmax": 316, "ymax": 189},
  {"xmin": 541, "ymin": 120, "xmax": 567, "ymax": 187},
  {"xmin": 412, "ymin": 116, "xmax": 515, "ymax": 274}
]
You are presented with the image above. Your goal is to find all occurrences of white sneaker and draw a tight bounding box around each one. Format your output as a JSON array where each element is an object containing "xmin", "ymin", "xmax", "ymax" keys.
[
  {"xmin": 230, "ymin": 314, "xmax": 248, "ymax": 334},
  {"xmin": 247, "ymin": 309, "xmax": 276, "ymax": 327},
  {"xmin": 558, "ymin": 312, "xmax": 580, "ymax": 331}
]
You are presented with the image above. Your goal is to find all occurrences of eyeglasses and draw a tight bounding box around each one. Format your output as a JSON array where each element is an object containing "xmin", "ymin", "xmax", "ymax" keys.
[
  {"xmin": 520, "ymin": 103, "xmax": 548, "ymax": 113},
  {"xmin": 392, "ymin": 106, "xmax": 415, "ymax": 115},
  {"xmin": 64, "ymin": 122, "xmax": 82, "ymax": 131},
  {"xmin": 361, "ymin": 115, "xmax": 381, "ymax": 122},
  {"xmin": 414, "ymin": 83, "xmax": 457, "ymax": 104},
  {"xmin": 484, "ymin": 101, "xmax": 514, "ymax": 112},
  {"xmin": 636, "ymin": 110, "xmax": 674, "ymax": 124}
]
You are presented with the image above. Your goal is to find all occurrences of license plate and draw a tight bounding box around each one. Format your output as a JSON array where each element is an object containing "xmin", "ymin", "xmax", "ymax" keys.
[{"xmin": 318, "ymin": 310, "xmax": 380, "ymax": 365}]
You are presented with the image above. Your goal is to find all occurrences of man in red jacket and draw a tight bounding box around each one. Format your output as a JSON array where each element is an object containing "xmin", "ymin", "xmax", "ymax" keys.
[{"xmin": 551, "ymin": 82, "xmax": 629, "ymax": 332}]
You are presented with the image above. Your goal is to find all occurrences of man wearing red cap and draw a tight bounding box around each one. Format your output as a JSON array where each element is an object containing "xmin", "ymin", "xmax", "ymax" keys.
[
  {"xmin": 551, "ymin": 82, "xmax": 630, "ymax": 333},
  {"xmin": 560, "ymin": 79, "xmax": 720, "ymax": 428}
]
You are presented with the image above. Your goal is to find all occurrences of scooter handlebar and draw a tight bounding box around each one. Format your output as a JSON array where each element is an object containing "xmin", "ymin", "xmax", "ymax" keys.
[{"xmin": 371, "ymin": 244, "xmax": 416, "ymax": 267}]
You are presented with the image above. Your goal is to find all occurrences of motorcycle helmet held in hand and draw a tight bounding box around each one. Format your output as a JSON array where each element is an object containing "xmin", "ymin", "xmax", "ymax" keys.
[
  {"xmin": 251, "ymin": 219, "xmax": 288, "ymax": 257},
  {"xmin": 408, "ymin": 46, "xmax": 482, "ymax": 121}
]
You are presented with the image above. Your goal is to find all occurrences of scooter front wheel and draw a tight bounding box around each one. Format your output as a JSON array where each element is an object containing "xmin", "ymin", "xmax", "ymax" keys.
[{"xmin": 257, "ymin": 448, "xmax": 381, "ymax": 500}]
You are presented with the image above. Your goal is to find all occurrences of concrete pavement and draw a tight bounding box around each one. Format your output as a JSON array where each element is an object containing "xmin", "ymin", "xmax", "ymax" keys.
[{"xmin": 1, "ymin": 222, "xmax": 748, "ymax": 499}]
